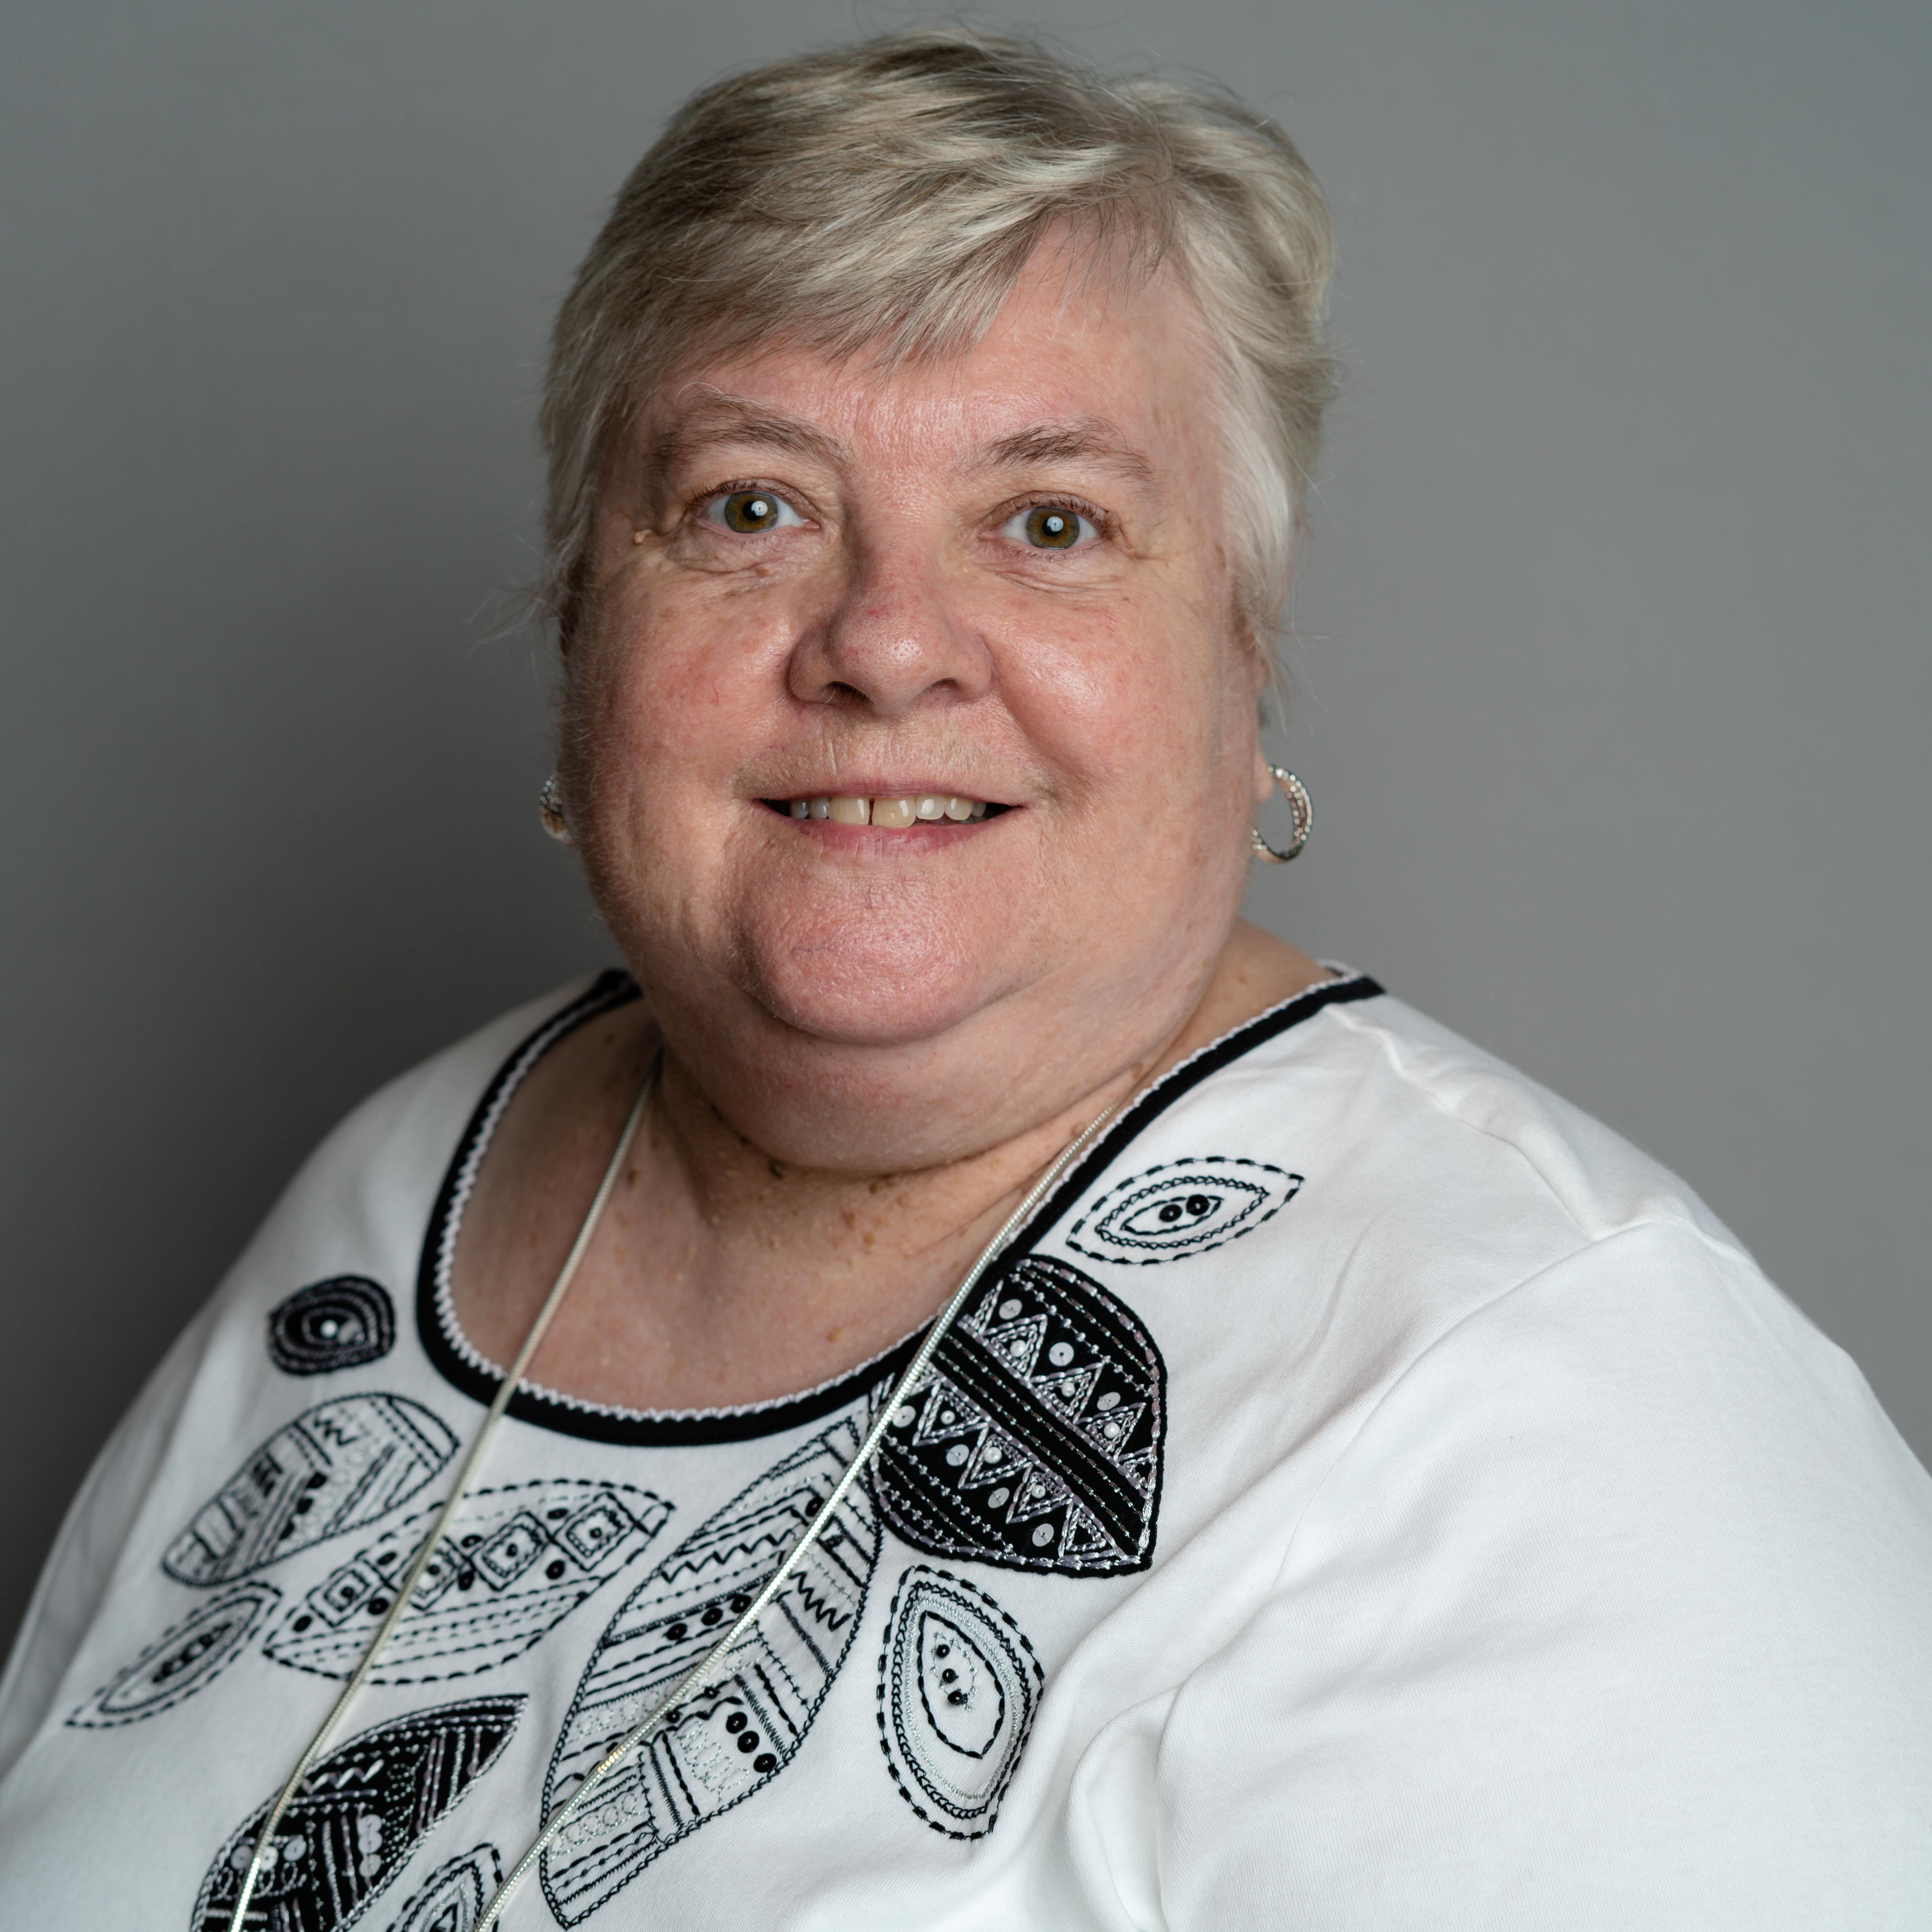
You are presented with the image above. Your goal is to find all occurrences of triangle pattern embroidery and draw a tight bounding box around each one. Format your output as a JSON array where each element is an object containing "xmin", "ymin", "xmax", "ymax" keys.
[
  {"xmin": 871, "ymin": 1254, "xmax": 1166, "ymax": 1577},
  {"xmin": 191, "ymin": 1696, "xmax": 521, "ymax": 1931}
]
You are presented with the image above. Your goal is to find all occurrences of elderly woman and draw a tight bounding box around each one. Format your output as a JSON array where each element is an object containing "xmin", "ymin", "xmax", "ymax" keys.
[{"xmin": 1, "ymin": 30, "xmax": 1927, "ymax": 1932}]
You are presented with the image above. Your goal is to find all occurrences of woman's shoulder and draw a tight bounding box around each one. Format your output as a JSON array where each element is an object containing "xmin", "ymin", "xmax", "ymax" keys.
[
  {"xmin": 311, "ymin": 969, "xmax": 630, "ymax": 1186},
  {"xmin": 1132, "ymin": 971, "xmax": 1744, "ymax": 1284},
  {"xmin": 228, "ymin": 970, "xmax": 632, "ymax": 1294},
  {"xmin": 0, "ymin": 972, "xmax": 631, "ymax": 1778},
  {"xmin": 1130, "ymin": 975, "xmax": 1932, "ymax": 1664},
  {"xmin": 1113, "ymin": 973, "xmax": 1882, "ymax": 1466},
  {"xmin": 1172, "ymin": 972, "xmax": 1749, "ymax": 1276},
  {"xmin": 1322, "ymin": 987, "xmax": 1743, "ymax": 1248}
]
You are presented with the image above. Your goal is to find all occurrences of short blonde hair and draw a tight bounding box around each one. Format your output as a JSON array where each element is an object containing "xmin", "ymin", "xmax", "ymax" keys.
[{"xmin": 541, "ymin": 28, "xmax": 1334, "ymax": 644}]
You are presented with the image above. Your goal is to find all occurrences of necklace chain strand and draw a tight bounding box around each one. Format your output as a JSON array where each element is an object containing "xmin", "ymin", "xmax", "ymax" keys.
[
  {"xmin": 226, "ymin": 1052, "xmax": 1121, "ymax": 1932},
  {"xmin": 224, "ymin": 1068, "xmax": 657, "ymax": 1932},
  {"xmin": 473, "ymin": 1090, "xmax": 1123, "ymax": 1930}
]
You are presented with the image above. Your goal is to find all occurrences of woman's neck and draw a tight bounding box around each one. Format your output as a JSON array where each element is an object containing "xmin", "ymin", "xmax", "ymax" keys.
[{"xmin": 450, "ymin": 920, "xmax": 1325, "ymax": 1413}]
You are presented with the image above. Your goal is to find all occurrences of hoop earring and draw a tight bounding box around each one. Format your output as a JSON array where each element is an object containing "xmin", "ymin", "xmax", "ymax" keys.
[
  {"xmin": 1250, "ymin": 766, "xmax": 1311, "ymax": 864},
  {"xmin": 538, "ymin": 773, "xmax": 574, "ymax": 846}
]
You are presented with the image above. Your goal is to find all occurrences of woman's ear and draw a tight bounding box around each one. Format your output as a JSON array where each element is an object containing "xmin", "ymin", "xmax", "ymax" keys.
[{"xmin": 1252, "ymin": 742, "xmax": 1276, "ymax": 804}]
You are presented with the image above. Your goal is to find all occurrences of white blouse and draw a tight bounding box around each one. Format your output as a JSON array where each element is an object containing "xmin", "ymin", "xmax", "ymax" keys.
[{"xmin": 2, "ymin": 969, "xmax": 1928, "ymax": 1930}]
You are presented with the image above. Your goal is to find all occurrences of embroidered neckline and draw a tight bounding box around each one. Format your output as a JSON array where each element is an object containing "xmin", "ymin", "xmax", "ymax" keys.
[{"xmin": 414, "ymin": 964, "xmax": 1383, "ymax": 1446}]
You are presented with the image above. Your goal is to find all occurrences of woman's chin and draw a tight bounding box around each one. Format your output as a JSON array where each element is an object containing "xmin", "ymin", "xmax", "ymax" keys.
[{"xmin": 737, "ymin": 936, "xmax": 1019, "ymax": 1052}]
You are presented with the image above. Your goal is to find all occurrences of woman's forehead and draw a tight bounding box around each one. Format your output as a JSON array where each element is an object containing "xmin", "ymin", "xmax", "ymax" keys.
[{"xmin": 635, "ymin": 250, "xmax": 1217, "ymax": 488}]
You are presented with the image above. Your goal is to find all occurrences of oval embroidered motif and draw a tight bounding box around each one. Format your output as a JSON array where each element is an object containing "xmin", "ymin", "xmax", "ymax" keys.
[
  {"xmin": 163, "ymin": 1394, "xmax": 458, "ymax": 1586},
  {"xmin": 262, "ymin": 1480, "xmax": 670, "ymax": 1684},
  {"xmin": 877, "ymin": 1567, "xmax": 1041, "ymax": 1839},
  {"xmin": 1065, "ymin": 1157, "xmax": 1302, "ymax": 1264},
  {"xmin": 870, "ymin": 1254, "xmax": 1165, "ymax": 1577},
  {"xmin": 191, "ymin": 1696, "xmax": 522, "ymax": 1932},
  {"xmin": 267, "ymin": 1277, "xmax": 395, "ymax": 1375},
  {"xmin": 541, "ymin": 1416, "xmax": 880, "ymax": 1923},
  {"xmin": 67, "ymin": 1583, "xmax": 278, "ymax": 1728}
]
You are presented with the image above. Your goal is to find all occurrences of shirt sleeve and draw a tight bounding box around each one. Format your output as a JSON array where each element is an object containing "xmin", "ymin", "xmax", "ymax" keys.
[
  {"xmin": 1148, "ymin": 1221, "xmax": 1932, "ymax": 1932},
  {"xmin": 0, "ymin": 1301, "xmax": 213, "ymax": 1781}
]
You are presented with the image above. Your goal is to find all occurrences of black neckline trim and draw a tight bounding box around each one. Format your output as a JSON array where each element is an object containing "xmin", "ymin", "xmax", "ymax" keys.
[
  {"xmin": 414, "ymin": 966, "xmax": 1383, "ymax": 1447},
  {"xmin": 416, "ymin": 971, "xmax": 926, "ymax": 1446},
  {"xmin": 996, "ymin": 969, "xmax": 1385, "ymax": 1264}
]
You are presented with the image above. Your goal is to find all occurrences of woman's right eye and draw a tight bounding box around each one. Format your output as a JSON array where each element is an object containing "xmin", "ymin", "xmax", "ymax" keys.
[{"xmin": 700, "ymin": 489, "xmax": 805, "ymax": 534}]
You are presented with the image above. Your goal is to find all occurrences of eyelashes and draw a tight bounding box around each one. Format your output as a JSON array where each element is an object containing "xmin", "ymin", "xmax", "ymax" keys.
[
  {"xmin": 998, "ymin": 502, "xmax": 1102, "ymax": 552},
  {"xmin": 696, "ymin": 486, "xmax": 808, "ymax": 534},
  {"xmin": 678, "ymin": 482, "xmax": 1114, "ymax": 556}
]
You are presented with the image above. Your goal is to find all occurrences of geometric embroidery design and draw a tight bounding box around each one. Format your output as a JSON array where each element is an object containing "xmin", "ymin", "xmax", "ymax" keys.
[
  {"xmin": 66, "ymin": 1584, "xmax": 279, "ymax": 1728},
  {"xmin": 381, "ymin": 1843, "xmax": 502, "ymax": 1932},
  {"xmin": 191, "ymin": 1695, "xmax": 522, "ymax": 1932},
  {"xmin": 869, "ymin": 1254, "xmax": 1165, "ymax": 1577},
  {"xmin": 541, "ymin": 1417, "xmax": 880, "ymax": 1923},
  {"xmin": 1064, "ymin": 1157, "xmax": 1302, "ymax": 1265},
  {"xmin": 164, "ymin": 1395, "xmax": 459, "ymax": 1587},
  {"xmin": 263, "ymin": 1481, "xmax": 671, "ymax": 1684},
  {"xmin": 268, "ymin": 1278, "xmax": 396, "ymax": 1376},
  {"xmin": 876, "ymin": 1566, "xmax": 1042, "ymax": 1840}
]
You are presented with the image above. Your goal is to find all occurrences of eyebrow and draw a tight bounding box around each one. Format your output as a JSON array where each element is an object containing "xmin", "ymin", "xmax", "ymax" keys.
[
  {"xmin": 648, "ymin": 392, "xmax": 847, "ymax": 480},
  {"xmin": 646, "ymin": 395, "xmax": 1160, "ymax": 492},
  {"xmin": 981, "ymin": 416, "xmax": 1158, "ymax": 485}
]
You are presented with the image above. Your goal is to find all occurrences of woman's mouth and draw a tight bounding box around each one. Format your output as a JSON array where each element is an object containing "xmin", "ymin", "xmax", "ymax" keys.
[{"xmin": 764, "ymin": 794, "xmax": 1001, "ymax": 827}]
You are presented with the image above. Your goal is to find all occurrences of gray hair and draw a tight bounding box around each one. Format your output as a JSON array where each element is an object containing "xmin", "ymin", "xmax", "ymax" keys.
[{"xmin": 541, "ymin": 28, "xmax": 1334, "ymax": 648}]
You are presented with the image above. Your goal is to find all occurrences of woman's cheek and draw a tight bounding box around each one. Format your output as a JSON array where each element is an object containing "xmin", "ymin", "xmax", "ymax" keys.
[{"xmin": 1004, "ymin": 614, "xmax": 1219, "ymax": 789}]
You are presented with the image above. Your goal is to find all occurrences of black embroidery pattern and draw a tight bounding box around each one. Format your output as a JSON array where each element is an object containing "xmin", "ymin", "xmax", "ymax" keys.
[
  {"xmin": 191, "ymin": 1696, "xmax": 522, "ymax": 1932},
  {"xmin": 66, "ymin": 1584, "xmax": 279, "ymax": 1728},
  {"xmin": 541, "ymin": 1418, "xmax": 880, "ymax": 1923},
  {"xmin": 165, "ymin": 1395, "xmax": 458, "ymax": 1587},
  {"xmin": 269, "ymin": 1279, "xmax": 396, "ymax": 1375},
  {"xmin": 382, "ymin": 1844, "xmax": 501, "ymax": 1932},
  {"xmin": 876, "ymin": 1567, "xmax": 1042, "ymax": 1840},
  {"xmin": 870, "ymin": 1255, "xmax": 1165, "ymax": 1577},
  {"xmin": 1064, "ymin": 1157, "xmax": 1302, "ymax": 1265},
  {"xmin": 262, "ymin": 1481, "xmax": 670, "ymax": 1684}
]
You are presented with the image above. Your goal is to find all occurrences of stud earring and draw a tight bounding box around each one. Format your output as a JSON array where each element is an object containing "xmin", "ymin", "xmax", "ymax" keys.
[
  {"xmin": 538, "ymin": 773, "xmax": 573, "ymax": 845},
  {"xmin": 1250, "ymin": 766, "xmax": 1311, "ymax": 864}
]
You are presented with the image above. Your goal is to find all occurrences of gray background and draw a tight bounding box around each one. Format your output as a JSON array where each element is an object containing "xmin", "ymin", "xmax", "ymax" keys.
[{"xmin": 2, "ymin": 0, "xmax": 1926, "ymax": 1651}]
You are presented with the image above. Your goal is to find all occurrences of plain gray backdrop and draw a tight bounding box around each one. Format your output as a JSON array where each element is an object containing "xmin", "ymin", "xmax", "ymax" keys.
[{"xmin": 2, "ymin": 0, "xmax": 1927, "ymax": 1651}]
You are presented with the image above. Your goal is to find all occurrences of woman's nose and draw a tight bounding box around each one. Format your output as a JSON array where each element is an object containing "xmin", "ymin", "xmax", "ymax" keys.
[{"xmin": 788, "ymin": 546, "xmax": 992, "ymax": 717}]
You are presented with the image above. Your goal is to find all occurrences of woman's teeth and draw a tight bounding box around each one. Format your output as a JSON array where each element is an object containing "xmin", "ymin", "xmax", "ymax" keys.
[{"xmin": 785, "ymin": 795, "xmax": 988, "ymax": 826}]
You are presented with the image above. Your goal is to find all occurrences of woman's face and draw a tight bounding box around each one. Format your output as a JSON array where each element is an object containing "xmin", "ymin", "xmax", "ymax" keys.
[{"xmin": 566, "ymin": 241, "xmax": 1274, "ymax": 1158}]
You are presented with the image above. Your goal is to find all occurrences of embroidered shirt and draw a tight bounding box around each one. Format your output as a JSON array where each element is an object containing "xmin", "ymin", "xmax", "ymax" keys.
[{"xmin": 2, "ymin": 970, "xmax": 1929, "ymax": 1930}]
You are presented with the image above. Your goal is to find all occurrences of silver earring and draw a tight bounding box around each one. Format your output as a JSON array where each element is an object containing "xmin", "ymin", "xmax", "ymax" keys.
[
  {"xmin": 1250, "ymin": 765, "xmax": 1311, "ymax": 864},
  {"xmin": 538, "ymin": 772, "xmax": 573, "ymax": 845}
]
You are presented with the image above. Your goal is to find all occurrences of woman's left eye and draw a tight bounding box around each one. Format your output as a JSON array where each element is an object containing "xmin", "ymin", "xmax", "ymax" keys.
[
  {"xmin": 701, "ymin": 489, "xmax": 805, "ymax": 534},
  {"xmin": 1002, "ymin": 503, "xmax": 1098, "ymax": 551}
]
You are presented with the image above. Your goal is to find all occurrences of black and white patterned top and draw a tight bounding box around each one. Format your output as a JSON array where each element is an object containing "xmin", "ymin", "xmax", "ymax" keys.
[{"xmin": 3, "ymin": 970, "xmax": 1929, "ymax": 1929}]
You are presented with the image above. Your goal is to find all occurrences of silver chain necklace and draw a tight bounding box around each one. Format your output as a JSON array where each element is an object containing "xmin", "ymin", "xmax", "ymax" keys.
[{"xmin": 226, "ymin": 1060, "xmax": 1123, "ymax": 1932}]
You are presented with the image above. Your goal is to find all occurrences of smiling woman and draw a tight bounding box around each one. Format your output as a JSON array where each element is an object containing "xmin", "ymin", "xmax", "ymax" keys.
[{"xmin": 2, "ymin": 27, "xmax": 1929, "ymax": 1932}]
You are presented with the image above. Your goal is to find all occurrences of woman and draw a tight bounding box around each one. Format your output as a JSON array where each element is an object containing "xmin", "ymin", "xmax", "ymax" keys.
[{"xmin": 1, "ymin": 30, "xmax": 1927, "ymax": 1930}]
